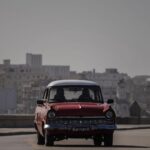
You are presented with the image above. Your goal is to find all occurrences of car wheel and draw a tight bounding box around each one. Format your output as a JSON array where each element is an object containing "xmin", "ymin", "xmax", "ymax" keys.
[
  {"xmin": 37, "ymin": 131, "xmax": 45, "ymax": 145},
  {"xmin": 104, "ymin": 133, "xmax": 113, "ymax": 147},
  {"xmin": 45, "ymin": 131, "xmax": 54, "ymax": 146},
  {"xmin": 93, "ymin": 136, "xmax": 102, "ymax": 146}
]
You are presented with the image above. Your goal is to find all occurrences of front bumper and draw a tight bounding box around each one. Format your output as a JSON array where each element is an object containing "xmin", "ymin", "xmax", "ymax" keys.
[{"xmin": 44, "ymin": 123, "xmax": 116, "ymax": 131}]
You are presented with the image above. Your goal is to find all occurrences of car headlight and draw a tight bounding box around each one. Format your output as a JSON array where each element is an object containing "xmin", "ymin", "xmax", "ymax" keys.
[
  {"xmin": 47, "ymin": 111, "xmax": 56, "ymax": 119},
  {"xmin": 105, "ymin": 110, "xmax": 114, "ymax": 120}
]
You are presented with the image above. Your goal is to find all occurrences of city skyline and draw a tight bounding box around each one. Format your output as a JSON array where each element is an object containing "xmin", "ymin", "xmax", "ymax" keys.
[
  {"xmin": 0, "ymin": 0, "xmax": 150, "ymax": 77},
  {"xmin": 0, "ymin": 53, "xmax": 150, "ymax": 80},
  {"xmin": 1, "ymin": 52, "xmax": 150, "ymax": 115},
  {"xmin": 0, "ymin": 52, "xmax": 150, "ymax": 78}
]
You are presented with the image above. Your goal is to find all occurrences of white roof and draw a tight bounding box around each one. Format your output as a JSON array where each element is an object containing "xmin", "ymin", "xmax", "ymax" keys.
[{"xmin": 47, "ymin": 80, "xmax": 99, "ymax": 87}]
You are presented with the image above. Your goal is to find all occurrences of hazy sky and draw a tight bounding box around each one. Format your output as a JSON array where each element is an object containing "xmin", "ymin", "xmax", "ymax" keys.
[{"xmin": 0, "ymin": 0, "xmax": 150, "ymax": 77}]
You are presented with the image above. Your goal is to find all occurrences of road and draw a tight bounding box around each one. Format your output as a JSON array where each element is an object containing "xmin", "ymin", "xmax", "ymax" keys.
[{"xmin": 0, "ymin": 129, "xmax": 150, "ymax": 150}]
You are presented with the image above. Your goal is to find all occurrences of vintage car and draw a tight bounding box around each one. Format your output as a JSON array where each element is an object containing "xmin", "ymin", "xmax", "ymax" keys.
[{"xmin": 34, "ymin": 80, "xmax": 116, "ymax": 146}]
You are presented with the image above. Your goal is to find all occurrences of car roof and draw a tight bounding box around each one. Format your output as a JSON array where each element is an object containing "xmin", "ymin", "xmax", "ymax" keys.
[{"xmin": 47, "ymin": 80, "xmax": 99, "ymax": 88}]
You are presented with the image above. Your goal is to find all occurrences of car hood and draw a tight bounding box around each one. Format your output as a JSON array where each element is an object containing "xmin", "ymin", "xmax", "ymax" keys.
[{"xmin": 48, "ymin": 102, "xmax": 110, "ymax": 117}]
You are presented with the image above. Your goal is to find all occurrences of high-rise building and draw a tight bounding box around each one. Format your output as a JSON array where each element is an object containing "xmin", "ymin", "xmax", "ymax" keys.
[{"xmin": 26, "ymin": 53, "xmax": 42, "ymax": 67}]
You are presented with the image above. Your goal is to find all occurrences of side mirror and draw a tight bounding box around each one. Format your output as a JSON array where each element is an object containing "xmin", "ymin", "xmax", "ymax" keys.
[
  {"xmin": 37, "ymin": 99, "xmax": 45, "ymax": 105},
  {"xmin": 107, "ymin": 99, "xmax": 114, "ymax": 104}
]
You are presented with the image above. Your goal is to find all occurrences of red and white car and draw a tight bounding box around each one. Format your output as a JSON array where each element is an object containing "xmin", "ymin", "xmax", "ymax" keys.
[{"xmin": 34, "ymin": 80, "xmax": 116, "ymax": 146}]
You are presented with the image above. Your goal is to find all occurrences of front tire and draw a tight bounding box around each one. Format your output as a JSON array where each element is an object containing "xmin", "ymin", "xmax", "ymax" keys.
[
  {"xmin": 93, "ymin": 136, "xmax": 102, "ymax": 146},
  {"xmin": 45, "ymin": 130, "xmax": 54, "ymax": 146},
  {"xmin": 104, "ymin": 133, "xmax": 113, "ymax": 147}
]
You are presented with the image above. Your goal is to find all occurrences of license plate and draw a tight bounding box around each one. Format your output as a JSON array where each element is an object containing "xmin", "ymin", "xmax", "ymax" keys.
[{"xmin": 72, "ymin": 127, "xmax": 89, "ymax": 132}]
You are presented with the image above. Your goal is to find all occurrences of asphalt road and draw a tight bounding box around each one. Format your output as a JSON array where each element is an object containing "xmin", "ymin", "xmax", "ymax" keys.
[{"xmin": 0, "ymin": 129, "xmax": 150, "ymax": 150}]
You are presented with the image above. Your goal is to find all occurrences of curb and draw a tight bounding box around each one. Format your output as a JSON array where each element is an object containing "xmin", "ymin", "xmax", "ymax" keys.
[
  {"xmin": 0, "ymin": 131, "xmax": 36, "ymax": 136},
  {"xmin": 117, "ymin": 126, "xmax": 150, "ymax": 131}
]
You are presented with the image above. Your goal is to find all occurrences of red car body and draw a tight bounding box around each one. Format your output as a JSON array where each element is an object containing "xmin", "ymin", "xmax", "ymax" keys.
[{"xmin": 34, "ymin": 80, "xmax": 116, "ymax": 146}]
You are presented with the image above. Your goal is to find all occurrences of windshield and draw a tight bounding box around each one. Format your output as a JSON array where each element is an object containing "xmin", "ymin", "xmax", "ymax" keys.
[{"xmin": 48, "ymin": 86, "xmax": 103, "ymax": 103}]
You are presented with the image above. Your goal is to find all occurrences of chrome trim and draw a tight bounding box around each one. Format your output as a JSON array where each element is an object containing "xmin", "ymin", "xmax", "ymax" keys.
[{"xmin": 44, "ymin": 124, "xmax": 116, "ymax": 130}]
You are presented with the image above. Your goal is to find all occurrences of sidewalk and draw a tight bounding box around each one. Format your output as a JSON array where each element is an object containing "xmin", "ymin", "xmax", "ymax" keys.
[
  {"xmin": 0, "ymin": 125, "xmax": 150, "ymax": 136},
  {"xmin": 117, "ymin": 124, "xmax": 150, "ymax": 130}
]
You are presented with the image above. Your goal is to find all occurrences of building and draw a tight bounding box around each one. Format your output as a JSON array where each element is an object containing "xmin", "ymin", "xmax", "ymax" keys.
[
  {"xmin": 1, "ymin": 53, "xmax": 150, "ymax": 115},
  {"xmin": 79, "ymin": 68, "xmax": 129, "ymax": 101},
  {"xmin": 0, "ymin": 53, "xmax": 70, "ymax": 113},
  {"xmin": 131, "ymin": 76, "xmax": 150, "ymax": 112},
  {"xmin": 130, "ymin": 101, "xmax": 141, "ymax": 117},
  {"xmin": 26, "ymin": 53, "xmax": 42, "ymax": 67},
  {"xmin": 115, "ymin": 79, "xmax": 130, "ymax": 117},
  {"xmin": 43, "ymin": 65, "xmax": 70, "ymax": 80},
  {"xmin": 0, "ymin": 87, "xmax": 17, "ymax": 114}
]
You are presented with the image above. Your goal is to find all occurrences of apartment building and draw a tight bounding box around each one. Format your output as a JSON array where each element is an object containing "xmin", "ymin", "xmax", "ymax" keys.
[{"xmin": 0, "ymin": 53, "xmax": 70, "ymax": 113}]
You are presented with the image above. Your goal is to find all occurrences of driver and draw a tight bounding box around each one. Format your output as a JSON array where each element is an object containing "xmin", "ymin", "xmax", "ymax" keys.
[{"xmin": 54, "ymin": 88, "xmax": 66, "ymax": 101}]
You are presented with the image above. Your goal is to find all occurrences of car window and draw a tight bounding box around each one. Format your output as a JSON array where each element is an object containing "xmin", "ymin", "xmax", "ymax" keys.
[
  {"xmin": 48, "ymin": 86, "xmax": 103, "ymax": 103},
  {"xmin": 43, "ymin": 89, "xmax": 49, "ymax": 100}
]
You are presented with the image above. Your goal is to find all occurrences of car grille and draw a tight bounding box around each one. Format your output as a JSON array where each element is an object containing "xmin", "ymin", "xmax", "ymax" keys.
[{"xmin": 48, "ymin": 117, "xmax": 113, "ymax": 125}]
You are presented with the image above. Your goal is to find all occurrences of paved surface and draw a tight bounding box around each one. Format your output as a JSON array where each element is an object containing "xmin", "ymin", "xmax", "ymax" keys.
[
  {"xmin": 0, "ymin": 129, "xmax": 150, "ymax": 150},
  {"xmin": 0, "ymin": 128, "xmax": 35, "ymax": 136},
  {"xmin": 0, "ymin": 125, "xmax": 150, "ymax": 136}
]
